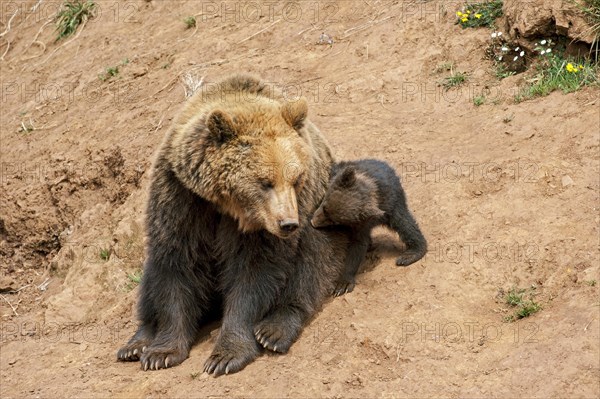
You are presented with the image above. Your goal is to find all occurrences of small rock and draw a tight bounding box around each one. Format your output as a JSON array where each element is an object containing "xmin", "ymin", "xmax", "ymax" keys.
[{"xmin": 561, "ymin": 175, "xmax": 574, "ymax": 187}]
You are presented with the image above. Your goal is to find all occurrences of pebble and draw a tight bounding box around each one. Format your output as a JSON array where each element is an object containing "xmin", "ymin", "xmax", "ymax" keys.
[{"xmin": 561, "ymin": 175, "xmax": 574, "ymax": 187}]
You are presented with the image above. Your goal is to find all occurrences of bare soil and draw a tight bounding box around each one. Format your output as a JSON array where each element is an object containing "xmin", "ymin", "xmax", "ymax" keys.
[{"xmin": 1, "ymin": 1, "xmax": 598, "ymax": 398}]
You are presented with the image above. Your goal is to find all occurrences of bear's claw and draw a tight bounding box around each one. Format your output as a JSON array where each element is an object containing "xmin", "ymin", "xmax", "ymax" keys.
[
  {"xmin": 253, "ymin": 316, "xmax": 298, "ymax": 354},
  {"xmin": 333, "ymin": 277, "xmax": 356, "ymax": 297},
  {"xmin": 138, "ymin": 346, "xmax": 187, "ymax": 371}
]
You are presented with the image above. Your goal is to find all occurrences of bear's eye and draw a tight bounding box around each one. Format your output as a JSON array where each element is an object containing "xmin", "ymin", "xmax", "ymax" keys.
[{"xmin": 259, "ymin": 179, "xmax": 274, "ymax": 191}]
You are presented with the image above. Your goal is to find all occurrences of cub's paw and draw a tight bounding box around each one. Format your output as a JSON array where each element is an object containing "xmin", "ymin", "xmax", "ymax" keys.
[
  {"xmin": 333, "ymin": 276, "xmax": 356, "ymax": 297},
  {"xmin": 395, "ymin": 251, "xmax": 423, "ymax": 267},
  {"xmin": 254, "ymin": 315, "xmax": 299, "ymax": 354},
  {"xmin": 139, "ymin": 346, "xmax": 188, "ymax": 371},
  {"xmin": 117, "ymin": 339, "xmax": 151, "ymax": 361},
  {"xmin": 203, "ymin": 337, "xmax": 259, "ymax": 376}
]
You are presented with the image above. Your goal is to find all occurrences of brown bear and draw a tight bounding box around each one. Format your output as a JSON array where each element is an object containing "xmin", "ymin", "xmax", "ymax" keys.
[
  {"xmin": 311, "ymin": 159, "xmax": 427, "ymax": 296},
  {"xmin": 117, "ymin": 74, "xmax": 346, "ymax": 376}
]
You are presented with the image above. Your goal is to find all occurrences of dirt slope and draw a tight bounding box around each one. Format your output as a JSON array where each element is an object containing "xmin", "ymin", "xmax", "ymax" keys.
[{"xmin": 1, "ymin": 1, "xmax": 599, "ymax": 398}]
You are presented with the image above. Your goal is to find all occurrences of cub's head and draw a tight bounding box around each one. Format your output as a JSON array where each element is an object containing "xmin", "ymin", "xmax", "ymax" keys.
[
  {"xmin": 311, "ymin": 166, "xmax": 384, "ymax": 228},
  {"xmin": 187, "ymin": 98, "xmax": 313, "ymax": 238}
]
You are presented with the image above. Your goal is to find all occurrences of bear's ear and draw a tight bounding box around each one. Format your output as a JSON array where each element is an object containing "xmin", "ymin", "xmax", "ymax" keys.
[
  {"xmin": 206, "ymin": 109, "xmax": 236, "ymax": 144},
  {"xmin": 281, "ymin": 98, "xmax": 308, "ymax": 130},
  {"xmin": 367, "ymin": 205, "xmax": 385, "ymax": 219},
  {"xmin": 338, "ymin": 166, "xmax": 356, "ymax": 188}
]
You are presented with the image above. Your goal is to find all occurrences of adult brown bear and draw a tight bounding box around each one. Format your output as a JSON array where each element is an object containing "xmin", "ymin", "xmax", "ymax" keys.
[{"xmin": 117, "ymin": 74, "xmax": 345, "ymax": 376}]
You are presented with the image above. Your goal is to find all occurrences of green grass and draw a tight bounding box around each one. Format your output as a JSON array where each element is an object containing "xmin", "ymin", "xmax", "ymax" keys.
[
  {"xmin": 504, "ymin": 287, "xmax": 542, "ymax": 322},
  {"xmin": 442, "ymin": 70, "xmax": 468, "ymax": 89},
  {"xmin": 514, "ymin": 301, "xmax": 542, "ymax": 319},
  {"xmin": 586, "ymin": 280, "xmax": 597, "ymax": 286},
  {"xmin": 495, "ymin": 63, "xmax": 516, "ymax": 79},
  {"xmin": 505, "ymin": 288, "xmax": 524, "ymax": 306},
  {"xmin": 473, "ymin": 95, "xmax": 485, "ymax": 106},
  {"xmin": 435, "ymin": 62, "xmax": 454, "ymax": 73},
  {"xmin": 98, "ymin": 59, "xmax": 130, "ymax": 81},
  {"xmin": 515, "ymin": 54, "xmax": 599, "ymax": 102},
  {"xmin": 124, "ymin": 269, "xmax": 143, "ymax": 291},
  {"xmin": 184, "ymin": 16, "xmax": 197, "ymax": 29},
  {"xmin": 456, "ymin": 0, "xmax": 503, "ymax": 29},
  {"xmin": 99, "ymin": 248, "xmax": 110, "ymax": 261},
  {"xmin": 99, "ymin": 66, "xmax": 119, "ymax": 81},
  {"xmin": 127, "ymin": 270, "xmax": 143, "ymax": 284},
  {"xmin": 55, "ymin": 0, "xmax": 96, "ymax": 41}
]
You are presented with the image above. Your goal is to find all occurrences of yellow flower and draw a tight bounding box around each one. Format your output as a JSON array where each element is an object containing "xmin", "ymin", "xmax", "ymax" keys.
[
  {"xmin": 461, "ymin": 17, "xmax": 468, "ymax": 22},
  {"xmin": 566, "ymin": 63, "xmax": 579, "ymax": 73},
  {"xmin": 467, "ymin": 10, "xmax": 471, "ymax": 14},
  {"xmin": 456, "ymin": 11, "xmax": 463, "ymax": 16},
  {"xmin": 579, "ymin": 64, "xmax": 584, "ymax": 69},
  {"xmin": 475, "ymin": 14, "xmax": 482, "ymax": 19}
]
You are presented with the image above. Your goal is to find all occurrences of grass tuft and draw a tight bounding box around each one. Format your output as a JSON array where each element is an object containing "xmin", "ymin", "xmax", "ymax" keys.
[
  {"xmin": 515, "ymin": 54, "xmax": 599, "ymax": 102},
  {"xmin": 184, "ymin": 16, "xmax": 197, "ymax": 29},
  {"xmin": 99, "ymin": 248, "xmax": 110, "ymax": 261},
  {"xmin": 124, "ymin": 269, "xmax": 143, "ymax": 291},
  {"xmin": 55, "ymin": 0, "xmax": 96, "ymax": 41},
  {"xmin": 503, "ymin": 287, "xmax": 542, "ymax": 322},
  {"xmin": 456, "ymin": 0, "xmax": 503, "ymax": 29},
  {"xmin": 442, "ymin": 70, "xmax": 468, "ymax": 90}
]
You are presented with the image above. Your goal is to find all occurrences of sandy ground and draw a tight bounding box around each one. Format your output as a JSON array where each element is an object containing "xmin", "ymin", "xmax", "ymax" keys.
[{"xmin": 1, "ymin": 1, "xmax": 599, "ymax": 398}]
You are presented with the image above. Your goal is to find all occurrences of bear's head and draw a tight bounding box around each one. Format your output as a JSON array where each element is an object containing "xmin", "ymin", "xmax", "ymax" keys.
[
  {"xmin": 311, "ymin": 166, "xmax": 384, "ymax": 228},
  {"xmin": 174, "ymin": 97, "xmax": 315, "ymax": 239}
]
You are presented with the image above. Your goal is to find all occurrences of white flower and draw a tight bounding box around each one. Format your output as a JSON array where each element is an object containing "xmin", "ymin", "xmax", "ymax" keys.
[
  {"xmin": 541, "ymin": 40, "xmax": 547, "ymax": 45},
  {"xmin": 546, "ymin": 48, "xmax": 552, "ymax": 53},
  {"xmin": 491, "ymin": 32, "xmax": 497, "ymax": 38},
  {"xmin": 501, "ymin": 47, "xmax": 508, "ymax": 51},
  {"xmin": 515, "ymin": 47, "xmax": 520, "ymax": 51},
  {"xmin": 498, "ymin": 56, "xmax": 503, "ymax": 61},
  {"xmin": 513, "ymin": 56, "xmax": 518, "ymax": 61},
  {"xmin": 498, "ymin": 32, "xmax": 502, "ymax": 36},
  {"xmin": 520, "ymin": 51, "xmax": 525, "ymax": 57},
  {"xmin": 534, "ymin": 42, "xmax": 538, "ymax": 46}
]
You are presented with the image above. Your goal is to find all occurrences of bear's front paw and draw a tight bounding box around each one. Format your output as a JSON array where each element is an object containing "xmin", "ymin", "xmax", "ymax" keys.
[
  {"xmin": 254, "ymin": 314, "xmax": 300, "ymax": 354},
  {"xmin": 203, "ymin": 338, "xmax": 259, "ymax": 376},
  {"xmin": 333, "ymin": 276, "xmax": 356, "ymax": 297},
  {"xmin": 117, "ymin": 339, "xmax": 152, "ymax": 361},
  {"xmin": 139, "ymin": 346, "xmax": 188, "ymax": 371}
]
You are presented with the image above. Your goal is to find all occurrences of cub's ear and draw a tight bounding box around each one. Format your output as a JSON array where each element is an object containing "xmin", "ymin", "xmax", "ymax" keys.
[
  {"xmin": 281, "ymin": 98, "xmax": 308, "ymax": 130},
  {"xmin": 206, "ymin": 109, "xmax": 236, "ymax": 144},
  {"xmin": 338, "ymin": 166, "xmax": 356, "ymax": 187},
  {"xmin": 368, "ymin": 205, "xmax": 385, "ymax": 219}
]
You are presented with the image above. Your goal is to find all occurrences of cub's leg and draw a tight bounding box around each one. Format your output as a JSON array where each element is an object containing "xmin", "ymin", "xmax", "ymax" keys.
[
  {"xmin": 389, "ymin": 207, "xmax": 427, "ymax": 266},
  {"xmin": 333, "ymin": 228, "xmax": 371, "ymax": 296}
]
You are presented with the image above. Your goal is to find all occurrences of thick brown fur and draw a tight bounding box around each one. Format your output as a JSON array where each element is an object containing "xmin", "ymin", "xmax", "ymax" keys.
[
  {"xmin": 311, "ymin": 159, "xmax": 427, "ymax": 296},
  {"xmin": 117, "ymin": 74, "xmax": 345, "ymax": 376}
]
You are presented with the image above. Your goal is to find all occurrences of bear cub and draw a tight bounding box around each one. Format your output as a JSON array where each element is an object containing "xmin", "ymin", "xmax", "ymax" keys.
[{"xmin": 311, "ymin": 159, "xmax": 427, "ymax": 296}]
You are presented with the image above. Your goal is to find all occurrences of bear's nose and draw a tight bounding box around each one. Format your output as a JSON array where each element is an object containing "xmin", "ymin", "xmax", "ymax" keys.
[{"xmin": 279, "ymin": 219, "xmax": 299, "ymax": 233}]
